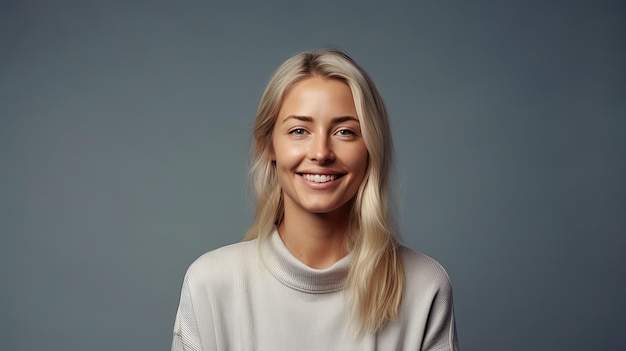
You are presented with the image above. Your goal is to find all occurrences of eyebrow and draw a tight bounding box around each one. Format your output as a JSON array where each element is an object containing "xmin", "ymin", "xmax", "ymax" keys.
[{"xmin": 282, "ymin": 115, "xmax": 359, "ymax": 124}]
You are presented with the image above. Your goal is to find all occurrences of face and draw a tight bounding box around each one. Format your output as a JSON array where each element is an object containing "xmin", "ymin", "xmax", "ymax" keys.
[{"xmin": 271, "ymin": 76, "xmax": 368, "ymax": 218}]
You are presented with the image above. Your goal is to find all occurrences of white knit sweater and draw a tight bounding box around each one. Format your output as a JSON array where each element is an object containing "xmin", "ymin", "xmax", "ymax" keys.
[{"xmin": 171, "ymin": 230, "xmax": 459, "ymax": 350}]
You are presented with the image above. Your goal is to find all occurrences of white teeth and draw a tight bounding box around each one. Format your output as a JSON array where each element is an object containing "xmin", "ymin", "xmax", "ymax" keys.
[{"xmin": 303, "ymin": 174, "xmax": 337, "ymax": 183}]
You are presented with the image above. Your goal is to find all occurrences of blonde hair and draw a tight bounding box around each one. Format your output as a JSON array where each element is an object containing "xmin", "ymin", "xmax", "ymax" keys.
[{"xmin": 244, "ymin": 48, "xmax": 404, "ymax": 334}]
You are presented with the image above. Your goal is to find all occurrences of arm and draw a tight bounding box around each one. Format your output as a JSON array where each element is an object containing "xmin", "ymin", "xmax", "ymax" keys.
[
  {"xmin": 171, "ymin": 278, "xmax": 203, "ymax": 351},
  {"xmin": 421, "ymin": 278, "xmax": 459, "ymax": 351}
]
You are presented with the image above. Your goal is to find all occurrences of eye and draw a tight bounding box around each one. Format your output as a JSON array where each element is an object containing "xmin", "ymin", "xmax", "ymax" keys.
[
  {"xmin": 289, "ymin": 128, "xmax": 307, "ymax": 136},
  {"xmin": 335, "ymin": 128, "xmax": 356, "ymax": 137}
]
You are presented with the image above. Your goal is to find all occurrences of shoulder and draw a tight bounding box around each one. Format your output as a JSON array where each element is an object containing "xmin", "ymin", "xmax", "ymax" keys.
[
  {"xmin": 397, "ymin": 247, "xmax": 459, "ymax": 350},
  {"xmin": 183, "ymin": 239, "xmax": 258, "ymax": 291},
  {"xmin": 398, "ymin": 246, "xmax": 453, "ymax": 295}
]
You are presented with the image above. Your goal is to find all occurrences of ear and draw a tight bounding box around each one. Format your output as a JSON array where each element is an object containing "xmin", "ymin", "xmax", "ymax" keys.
[
  {"xmin": 265, "ymin": 133, "xmax": 276, "ymax": 162},
  {"xmin": 268, "ymin": 143, "xmax": 276, "ymax": 161}
]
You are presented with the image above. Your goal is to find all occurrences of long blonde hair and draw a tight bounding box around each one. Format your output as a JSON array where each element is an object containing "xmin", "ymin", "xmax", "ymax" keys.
[{"xmin": 244, "ymin": 48, "xmax": 404, "ymax": 334}]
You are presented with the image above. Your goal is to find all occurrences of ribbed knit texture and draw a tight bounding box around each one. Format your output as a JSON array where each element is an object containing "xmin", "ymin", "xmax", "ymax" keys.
[
  {"xmin": 259, "ymin": 231, "xmax": 351, "ymax": 293},
  {"xmin": 171, "ymin": 229, "xmax": 459, "ymax": 350}
]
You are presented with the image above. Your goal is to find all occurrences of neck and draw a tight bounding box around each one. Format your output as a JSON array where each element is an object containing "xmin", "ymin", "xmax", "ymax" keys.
[{"xmin": 277, "ymin": 203, "xmax": 351, "ymax": 269}]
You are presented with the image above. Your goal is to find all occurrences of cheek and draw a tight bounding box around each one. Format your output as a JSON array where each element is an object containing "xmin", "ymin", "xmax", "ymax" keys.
[
  {"xmin": 349, "ymin": 147, "xmax": 369, "ymax": 173},
  {"xmin": 275, "ymin": 144, "xmax": 304, "ymax": 164}
]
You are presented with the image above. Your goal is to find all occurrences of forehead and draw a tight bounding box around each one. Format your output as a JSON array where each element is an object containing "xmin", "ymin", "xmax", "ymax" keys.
[{"xmin": 277, "ymin": 76, "xmax": 357, "ymax": 119}]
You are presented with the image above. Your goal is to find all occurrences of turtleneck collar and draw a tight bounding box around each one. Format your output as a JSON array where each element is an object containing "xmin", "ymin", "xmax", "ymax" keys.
[{"xmin": 259, "ymin": 229, "xmax": 351, "ymax": 294}]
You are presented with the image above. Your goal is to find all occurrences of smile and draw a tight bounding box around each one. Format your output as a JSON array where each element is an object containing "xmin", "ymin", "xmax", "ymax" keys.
[{"xmin": 300, "ymin": 174, "xmax": 344, "ymax": 183}]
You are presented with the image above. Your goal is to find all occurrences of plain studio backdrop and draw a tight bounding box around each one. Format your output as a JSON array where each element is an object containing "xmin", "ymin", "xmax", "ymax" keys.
[{"xmin": 1, "ymin": 1, "xmax": 624, "ymax": 350}]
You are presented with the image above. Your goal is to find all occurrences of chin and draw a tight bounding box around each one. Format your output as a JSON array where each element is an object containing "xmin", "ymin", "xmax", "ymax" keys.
[{"xmin": 301, "ymin": 200, "xmax": 353, "ymax": 215}]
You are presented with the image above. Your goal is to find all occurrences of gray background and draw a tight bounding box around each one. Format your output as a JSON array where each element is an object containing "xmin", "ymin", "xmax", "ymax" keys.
[{"xmin": 1, "ymin": 0, "xmax": 624, "ymax": 350}]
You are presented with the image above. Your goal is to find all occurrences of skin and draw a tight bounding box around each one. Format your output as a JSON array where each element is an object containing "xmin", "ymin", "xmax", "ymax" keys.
[{"xmin": 271, "ymin": 76, "xmax": 368, "ymax": 269}]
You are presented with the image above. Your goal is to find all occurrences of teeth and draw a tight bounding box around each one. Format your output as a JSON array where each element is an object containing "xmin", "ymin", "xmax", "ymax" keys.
[{"xmin": 303, "ymin": 174, "xmax": 337, "ymax": 183}]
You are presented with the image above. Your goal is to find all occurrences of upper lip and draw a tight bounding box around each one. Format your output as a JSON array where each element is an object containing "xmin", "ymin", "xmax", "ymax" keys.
[{"xmin": 296, "ymin": 169, "xmax": 346, "ymax": 175}]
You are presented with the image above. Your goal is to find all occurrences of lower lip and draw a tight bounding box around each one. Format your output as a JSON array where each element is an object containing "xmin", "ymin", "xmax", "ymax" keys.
[{"xmin": 299, "ymin": 175, "xmax": 343, "ymax": 190}]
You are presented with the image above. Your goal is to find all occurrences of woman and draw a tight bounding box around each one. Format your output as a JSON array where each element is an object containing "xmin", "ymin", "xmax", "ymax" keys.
[{"xmin": 171, "ymin": 48, "xmax": 459, "ymax": 350}]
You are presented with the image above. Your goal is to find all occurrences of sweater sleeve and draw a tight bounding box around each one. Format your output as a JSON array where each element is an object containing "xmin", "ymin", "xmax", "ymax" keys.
[
  {"xmin": 171, "ymin": 277, "xmax": 203, "ymax": 351},
  {"xmin": 421, "ymin": 274, "xmax": 459, "ymax": 351}
]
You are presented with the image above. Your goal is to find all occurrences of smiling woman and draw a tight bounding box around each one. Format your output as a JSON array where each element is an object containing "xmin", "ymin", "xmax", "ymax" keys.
[
  {"xmin": 272, "ymin": 77, "xmax": 369, "ymax": 256},
  {"xmin": 171, "ymin": 49, "xmax": 459, "ymax": 351}
]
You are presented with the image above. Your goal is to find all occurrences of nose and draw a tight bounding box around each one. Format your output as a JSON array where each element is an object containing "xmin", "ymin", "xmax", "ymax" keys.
[{"xmin": 308, "ymin": 134, "xmax": 334, "ymax": 164}]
